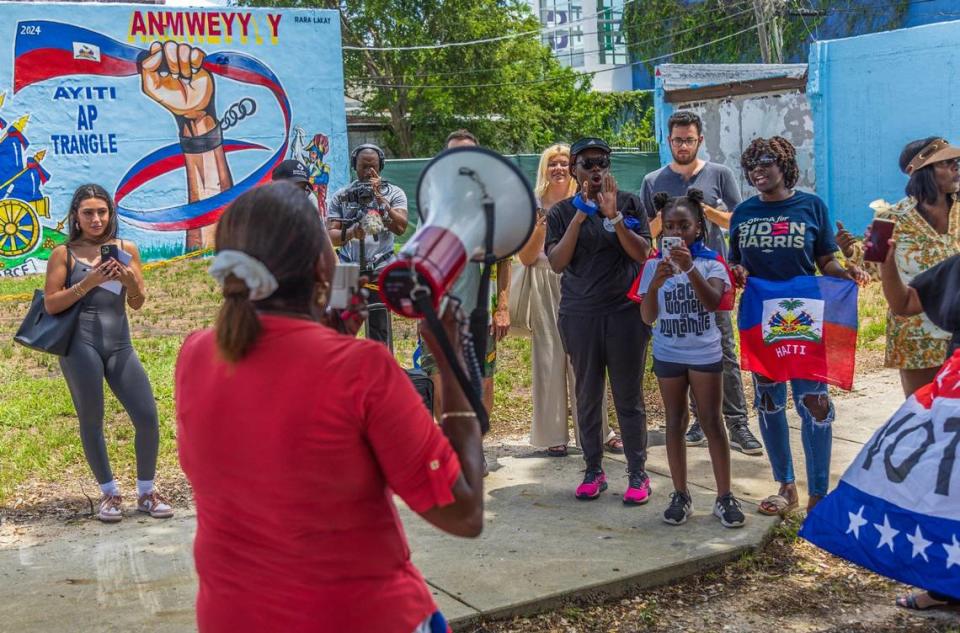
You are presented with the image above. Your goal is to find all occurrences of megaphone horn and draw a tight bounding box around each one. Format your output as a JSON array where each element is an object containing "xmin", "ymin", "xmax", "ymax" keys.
[{"xmin": 379, "ymin": 147, "xmax": 536, "ymax": 318}]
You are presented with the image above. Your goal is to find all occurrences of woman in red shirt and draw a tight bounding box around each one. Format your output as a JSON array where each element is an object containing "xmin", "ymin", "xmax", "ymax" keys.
[{"xmin": 175, "ymin": 182, "xmax": 484, "ymax": 633}]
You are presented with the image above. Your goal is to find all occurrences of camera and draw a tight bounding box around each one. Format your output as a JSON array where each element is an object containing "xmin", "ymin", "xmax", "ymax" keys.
[{"xmin": 345, "ymin": 181, "xmax": 389, "ymax": 213}]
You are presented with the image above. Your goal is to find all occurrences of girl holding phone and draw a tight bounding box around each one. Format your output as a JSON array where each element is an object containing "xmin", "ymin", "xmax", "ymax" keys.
[
  {"xmin": 866, "ymin": 137, "xmax": 960, "ymax": 397},
  {"xmin": 43, "ymin": 184, "xmax": 169, "ymax": 523},
  {"xmin": 633, "ymin": 190, "xmax": 744, "ymax": 528}
]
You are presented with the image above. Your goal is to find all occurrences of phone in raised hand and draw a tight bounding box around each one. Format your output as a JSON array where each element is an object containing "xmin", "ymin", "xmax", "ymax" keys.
[
  {"xmin": 100, "ymin": 244, "xmax": 119, "ymax": 263},
  {"xmin": 328, "ymin": 263, "xmax": 361, "ymax": 310},
  {"xmin": 661, "ymin": 236, "xmax": 683, "ymax": 272},
  {"xmin": 863, "ymin": 218, "xmax": 896, "ymax": 263}
]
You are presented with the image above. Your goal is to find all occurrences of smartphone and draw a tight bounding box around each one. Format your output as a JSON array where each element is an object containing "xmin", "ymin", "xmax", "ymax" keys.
[
  {"xmin": 863, "ymin": 218, "xmax": 896, "ymax": 263},
  {"xmin": 100, "ymin": 244, "xmax": 119, "ymax": 262},
  {"xmin": 661, "ymin": 236, "xmax": 683, "ymax": 258},
  {"xmin": 328, "ymin": 263, "xmax": 360, "ymax": 310}
]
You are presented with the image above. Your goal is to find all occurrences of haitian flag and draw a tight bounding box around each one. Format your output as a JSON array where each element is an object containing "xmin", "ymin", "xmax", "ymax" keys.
[
  {"xmin": 800, "ymin": 351, "xmax": 960, "ymax": 599},
  {"xmin": 738, "ymin": 275, "xmax": 858, "ymax": 390}
]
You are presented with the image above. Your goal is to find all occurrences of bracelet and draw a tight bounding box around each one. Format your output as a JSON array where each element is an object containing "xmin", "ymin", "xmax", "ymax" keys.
[
  {"xmin": 179, "ymin": 123, "xmax": 223, "ymax": 154},
  {"xmin": 682, "ymin": 264, "xmax": 695, "ymax": 275},
  {"xmin": 441, "ymin": 411, "xmax": 477, "ymax": 420},
  {"xmin": 609, "ymin": 212, "xmax": 624, "ymax": 225},
  {"xmin": 72, "ymin": 283, "xmax": 86, "ymax": 298}
]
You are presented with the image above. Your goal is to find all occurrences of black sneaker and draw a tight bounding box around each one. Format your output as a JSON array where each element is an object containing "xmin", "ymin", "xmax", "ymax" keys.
[
  {"xmin": 662, "ymin": 490, "xmax": 692, "ymax": 525},
  {"xmin": 714, "ymin": 493, "xmax": 746, "ymax": 528},
  {"xmin": 729, "ymin": 423, "xmax": 763, "ymax": 455},
  {"xmin": 685, "ymin": 421, "xmax": 706, "ymax": 446}
]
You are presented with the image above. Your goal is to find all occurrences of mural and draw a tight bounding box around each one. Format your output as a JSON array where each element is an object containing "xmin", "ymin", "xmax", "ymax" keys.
[{"xmin": 0, "ymin": 4, "xmax": 346, "ymax": 276}]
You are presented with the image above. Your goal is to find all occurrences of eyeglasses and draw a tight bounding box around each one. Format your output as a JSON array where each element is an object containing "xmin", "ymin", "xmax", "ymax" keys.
[
  {"xmin": 744, "ymin": 156, "xmax": 777, "ymax": 171},
  {"xmin": 670, "ymin": 137, "xmax": 699, "ymax": 148},
  {"xmin": 577, "ymin": 156, "xmax": 610, "ymax": 170}
]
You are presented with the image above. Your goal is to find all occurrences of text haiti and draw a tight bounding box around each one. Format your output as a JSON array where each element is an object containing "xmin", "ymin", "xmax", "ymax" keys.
[{"xmin": 128, "ymin": 11, "xmax": 284, "ymax": 45}]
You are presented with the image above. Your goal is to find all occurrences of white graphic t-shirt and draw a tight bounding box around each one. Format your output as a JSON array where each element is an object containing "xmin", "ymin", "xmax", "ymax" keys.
[{"xmin": 637, "ymin": 257, "xmax": 731, "ymax": 365}]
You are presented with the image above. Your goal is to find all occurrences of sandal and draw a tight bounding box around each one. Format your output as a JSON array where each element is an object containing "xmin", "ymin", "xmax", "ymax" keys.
[
  {"xmin": 546, "ymin": 445, "xmax": 568, "ymax": 457},
  {"xmin": 896, "ymin": 591, "xmax": 959, "ymax": 611},
  {"xmin": 603, "ymin": 436, "xmax": 624, "ymax": 454},
  {"xmin": 758, "ymin": 494, "xmax": 798, "ymax": 516}
]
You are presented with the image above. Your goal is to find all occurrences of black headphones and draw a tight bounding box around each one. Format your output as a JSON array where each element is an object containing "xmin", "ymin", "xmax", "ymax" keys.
[{"xmin": 350, "ymin": 143, "xmax": 385, "ymax": 172}]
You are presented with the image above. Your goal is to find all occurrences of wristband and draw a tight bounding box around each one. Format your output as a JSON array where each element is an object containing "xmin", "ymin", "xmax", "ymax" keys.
[
  {"xmin": 441, "ymin": 411, "xmax": 477, "ymax": 420},
  {"xmin": 609, "ymin": 212, "xmax": 624, "ymax": 225},
  {"xmin": 179, "ymin": 123, "xmax": 224, "ymax": 154}
]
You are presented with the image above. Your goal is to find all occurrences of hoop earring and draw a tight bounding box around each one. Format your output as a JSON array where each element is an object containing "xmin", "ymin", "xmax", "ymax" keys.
[{"xmin": 315, "ymin": 281, "xmax": 330, "ymax": 306}]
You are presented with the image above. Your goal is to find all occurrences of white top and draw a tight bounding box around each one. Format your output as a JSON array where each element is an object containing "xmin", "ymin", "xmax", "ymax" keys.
[{"xmin": 637, "ymin": 257, "xmax": 731, "ymax": 365}]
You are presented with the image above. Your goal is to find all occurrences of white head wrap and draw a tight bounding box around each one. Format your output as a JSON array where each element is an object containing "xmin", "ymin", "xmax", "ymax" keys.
[{"xmin": 208, "ymin": 250, "xmax": 279, "ymax": 301}]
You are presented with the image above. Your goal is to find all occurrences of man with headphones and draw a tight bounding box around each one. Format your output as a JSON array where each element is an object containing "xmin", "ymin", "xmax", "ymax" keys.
[{"xmin": 326, "ymin": 143, "xmax": 409, "ymax": 349}]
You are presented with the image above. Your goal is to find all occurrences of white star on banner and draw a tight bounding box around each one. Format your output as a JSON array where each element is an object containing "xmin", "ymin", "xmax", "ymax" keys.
[
  {"xmin": 907, "ymin": 525, "xmax": 932, "ymax": 562},
  {"xmin": 847, "ymin": 505, "xmax": 867, "ymax": 539},
  {"xmin": 873, "ymin": 514, "xmax": 899, "ymax": 552},
  {"xmin": 944, "ymin": 535, "xmax": 960, "ymax": 570}
]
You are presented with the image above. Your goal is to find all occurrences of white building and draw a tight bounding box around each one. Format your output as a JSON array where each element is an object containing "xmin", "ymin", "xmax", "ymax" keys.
[{"xmin": 528, "ymin": 0, "xmax": 633, "ymax": 92}]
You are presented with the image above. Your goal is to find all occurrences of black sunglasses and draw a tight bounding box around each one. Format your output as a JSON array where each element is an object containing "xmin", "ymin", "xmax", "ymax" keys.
[
  {"xmin": 577, "ymin": 156, "xmax": 610, "ymax": 170},
  {"xmin": 744, "ymin": 156, "xmax": 777, "ymax": 171}
]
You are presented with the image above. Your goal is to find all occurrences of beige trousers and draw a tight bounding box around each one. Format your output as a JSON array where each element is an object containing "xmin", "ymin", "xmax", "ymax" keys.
[{"xmin": 526, "ymin": 258, "xmax": 611, "ymax": 448}]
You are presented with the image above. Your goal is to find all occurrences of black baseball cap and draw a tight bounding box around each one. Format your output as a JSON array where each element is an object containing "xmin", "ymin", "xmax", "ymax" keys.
[
  {"xmin": 570, "ymin": 137, "xmax": 612, "ymax": 159},
  {"xmin": 272, "ymin": 159, "xmax": 310, "ymax": 184}
]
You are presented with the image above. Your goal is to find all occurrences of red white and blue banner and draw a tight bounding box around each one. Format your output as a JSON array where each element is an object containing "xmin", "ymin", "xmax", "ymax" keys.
[
  {"xmin": 800, "ymin": 351, "xmax": 960, "ymax": 599},
  {"xmin": 0, "ymin": 3, "xmax": 346, "ymax": 274},
  {"xmin": 738, "ymin": 275, "xmax": 858, "ymax": 390}
]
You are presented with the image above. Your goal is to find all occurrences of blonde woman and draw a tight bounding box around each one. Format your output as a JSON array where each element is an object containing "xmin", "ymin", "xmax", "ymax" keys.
[{"xmin": 517, "ymin": 144, "xmax": 619, "ymax": 457}]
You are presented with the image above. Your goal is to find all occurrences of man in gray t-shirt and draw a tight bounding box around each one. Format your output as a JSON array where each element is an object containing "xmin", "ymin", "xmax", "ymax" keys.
[
  {"xmin": 640, "ymin": 161, "xmax": 740, "ymax": 256},
  {"xmin": 638, "ymin": 110, "xmax": 762, "ymax": 456},
  {"xmin": 326, "ymin": 143, "xmax": 409, "ymax": 350}
]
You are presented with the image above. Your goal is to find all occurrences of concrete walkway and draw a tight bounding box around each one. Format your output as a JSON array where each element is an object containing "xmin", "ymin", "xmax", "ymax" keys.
[{"xmin": 0, "ymin": 370, "xmax": 902, "ymax": 632}]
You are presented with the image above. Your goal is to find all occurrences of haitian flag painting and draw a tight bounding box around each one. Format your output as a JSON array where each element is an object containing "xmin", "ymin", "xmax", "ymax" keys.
[
  {"xmin": 0, "ymin": 3, "xmax": 347, "ymax": 276},
  {"xmin": 738, "ymin": 275, "xmax": 858, "ymax": 390},
  {"xmin": 800, "ymin": 351, "xmax": 960, "ymax": 599}
]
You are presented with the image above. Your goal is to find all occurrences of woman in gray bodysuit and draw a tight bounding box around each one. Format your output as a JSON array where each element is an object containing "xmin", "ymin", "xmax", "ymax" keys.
[{"xmin": 43, "ymin": 184, "xmax": 172, "ymax": 523}]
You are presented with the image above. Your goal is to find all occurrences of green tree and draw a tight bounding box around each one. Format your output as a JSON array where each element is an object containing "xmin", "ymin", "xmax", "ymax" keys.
[
  {"xmin": 622, "ymin": 0, "xmax": 908, "ymax": 72},
  {"xmin": 244, "ymin": 0, "xmax": 607, "ymax": 156}
]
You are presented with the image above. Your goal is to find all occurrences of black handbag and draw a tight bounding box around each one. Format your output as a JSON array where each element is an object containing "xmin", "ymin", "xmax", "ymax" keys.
[
  {"xmin": 14, "ymin": 251, "xmax": 83, "ymax": 356},
  {"xmin": 405, "ymin": 368, "xmax": 435, "ymax": 414}
]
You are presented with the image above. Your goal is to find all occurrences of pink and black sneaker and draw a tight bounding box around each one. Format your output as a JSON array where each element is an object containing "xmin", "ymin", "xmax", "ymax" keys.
[
  {"xmin": 623, "ymin": 471, "xmax": 652, "ymax": 505},
  {"xmin": 575, "ymin": 468, "xmax": 607, "ymax": 500}
]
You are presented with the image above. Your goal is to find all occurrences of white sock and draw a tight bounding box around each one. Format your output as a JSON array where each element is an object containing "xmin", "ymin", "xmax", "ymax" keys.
[
  {"xmin": 100, "ymin": 480, "xmax": 120, "ymax": 497},
  {"xmin": 136, "ymin": 480, "xmax": 155, "ymax": 497}
]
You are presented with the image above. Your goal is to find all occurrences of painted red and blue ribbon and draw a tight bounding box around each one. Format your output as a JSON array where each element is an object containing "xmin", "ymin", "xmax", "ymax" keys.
[{"xmin": 14, "ymin": 20, "xmax": 290, "ymax": 231}]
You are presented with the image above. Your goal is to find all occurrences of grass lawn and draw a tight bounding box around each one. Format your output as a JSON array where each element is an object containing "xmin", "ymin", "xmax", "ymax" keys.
[{"xmin": 0, "ymin": 260, "xmax": 890, "ymax": 508}]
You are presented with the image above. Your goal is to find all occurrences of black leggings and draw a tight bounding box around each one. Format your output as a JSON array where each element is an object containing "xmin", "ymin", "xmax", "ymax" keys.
[{"xmin": 59, "ymin": 331, "xmax": 159, "ymax": 484}]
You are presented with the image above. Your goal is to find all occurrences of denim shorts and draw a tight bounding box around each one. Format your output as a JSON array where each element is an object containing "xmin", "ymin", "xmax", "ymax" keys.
[{"xmin": 653, "ymin": 357, "xmax": 723, "ymax": 379}]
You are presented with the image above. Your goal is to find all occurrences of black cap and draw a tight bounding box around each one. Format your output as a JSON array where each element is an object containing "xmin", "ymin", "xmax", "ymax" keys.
[
  {"xmin": 272, "ymin": 159, "xmax": 310, "ymax": 184},
  {"xmin": 570, "ymin": 137, "xmax": 612, "ymax": 159}
]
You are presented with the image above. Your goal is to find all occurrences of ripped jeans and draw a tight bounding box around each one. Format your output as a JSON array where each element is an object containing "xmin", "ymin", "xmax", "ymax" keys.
[{"xmin": 752, "ymin": 375, "xmax": 834, "ymax": 497}]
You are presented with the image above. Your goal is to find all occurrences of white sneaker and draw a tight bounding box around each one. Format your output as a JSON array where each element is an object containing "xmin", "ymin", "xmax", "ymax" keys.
[
  {"xmin": 137, "ymin": 491, "xmax": 174, "ymax": 519},
  {"xmin": 98, "ymin": 494, "xmax": 123, "ymax": 523}
]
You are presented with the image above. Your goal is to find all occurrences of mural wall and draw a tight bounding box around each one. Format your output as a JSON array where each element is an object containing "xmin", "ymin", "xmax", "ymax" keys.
[{"xmin": 0, "ymin": 2, "xmax": 346, "ymax": 276}]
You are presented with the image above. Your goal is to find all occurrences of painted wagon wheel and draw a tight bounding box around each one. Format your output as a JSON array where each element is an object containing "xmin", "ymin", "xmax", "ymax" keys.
[{"xmin": 0, "ymin": 199, "xmax": 41, "ymax": 257}]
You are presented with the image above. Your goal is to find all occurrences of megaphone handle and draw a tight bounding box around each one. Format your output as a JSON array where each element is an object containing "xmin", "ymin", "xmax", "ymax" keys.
[{"xmin": 414, "ymin": 293, "xmax": 490, "ymax": 435}]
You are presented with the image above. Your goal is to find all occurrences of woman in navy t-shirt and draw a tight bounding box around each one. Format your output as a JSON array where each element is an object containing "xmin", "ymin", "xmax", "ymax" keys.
[{"xmin": 729, "ymin": 136, "xmax": 867, "ymax": 516}]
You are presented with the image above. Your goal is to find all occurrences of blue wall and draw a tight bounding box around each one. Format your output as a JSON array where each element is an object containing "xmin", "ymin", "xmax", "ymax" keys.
[{"xmin": 809, "ymin": 19, "xmax": 960, "ymax": 232}]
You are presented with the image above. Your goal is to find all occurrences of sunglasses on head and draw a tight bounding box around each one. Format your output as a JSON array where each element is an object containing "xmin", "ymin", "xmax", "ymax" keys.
[
  {"xmin": 745, "ymin": 155, "xmax": 777, "ymax": 171},
  {"xmin": 577, "ymin": 156, "xmax": 610, "ymax": 170}
]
